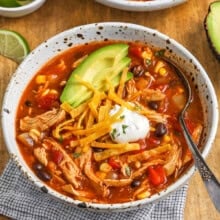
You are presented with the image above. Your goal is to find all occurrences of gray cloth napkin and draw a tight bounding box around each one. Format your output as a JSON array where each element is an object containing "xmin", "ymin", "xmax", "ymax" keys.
[{"xmin": 0, "ymin": 158, "xmax": 188, "ymax": 220}]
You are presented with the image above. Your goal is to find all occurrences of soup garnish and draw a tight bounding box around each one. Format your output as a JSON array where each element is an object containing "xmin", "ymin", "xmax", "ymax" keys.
[{"xmin": 16, "ymin": 41, "xmax": 203, "ymax": 204}]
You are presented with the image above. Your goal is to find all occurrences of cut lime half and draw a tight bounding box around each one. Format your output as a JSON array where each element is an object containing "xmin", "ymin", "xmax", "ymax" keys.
[{"xmin": 0, "ymin": 29, "xmax": 30, "ymax": 63}]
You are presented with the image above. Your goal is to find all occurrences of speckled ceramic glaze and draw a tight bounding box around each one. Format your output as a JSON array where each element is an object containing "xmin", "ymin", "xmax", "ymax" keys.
[
  {"xmin": 1, "ymin": 22, "xmax": 218, "ymax": 212},
  {"xmin": 96, "ymin": 0, "xmax": 187, "ymax": 11}
]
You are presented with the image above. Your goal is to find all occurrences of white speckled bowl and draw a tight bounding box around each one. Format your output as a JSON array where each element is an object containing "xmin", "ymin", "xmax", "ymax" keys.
[
  {"xmin": 1, "ymin": 22, "xmax": 218, "ymax": 212},
  {"xmin": 96, "ymin": 0, "xmax": 187, "ymax": 11},
  {"xmin": 0, "ymin": 0, "xmax": 46, "ymax": 17}
]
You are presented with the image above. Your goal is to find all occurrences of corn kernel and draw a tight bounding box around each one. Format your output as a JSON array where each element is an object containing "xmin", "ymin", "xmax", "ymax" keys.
[
  {"xmin": 35, "ymin": 75, "xmax": 47, "ymax": 84},
  {"xmin": 154, "ymin": 61, "xmax": 165, "ymax": 73},
  {"xmin": 159, "ymin": 67, "xmax": 167, "ymax": 76},
  {"xmin": 135, "ymin": 161, "xmax": 141, "ymax": 169},
  {"xmin": 163, "ymin": 134, "xmax": 171, "ymax": 143},
  {"xmin": 96, "ymin": 171, "xmax": 107, "ymax": 180},
  {"xmin": 99, "ymin": 162, "xmax": 112, "ymax": 172},
  {"xmin": 177, "ymin": 87, "xmax": 184, "ymax": 93},
  {"xmin": 150, "ymin": 127, "xmax": 156, "ymax": 132},
  {"xmin": 141, "ymin": 51, "xmax": 152, "ymax": 60},
  {"xmin": 42, "ymin": 89, "xmax": 50, "ymax": 96},
  {"xmin": 50, "ymin": 89, "xmax": 58, "ymax": 95},
  {"xmin": 69, "ymin": 140, "xmax": 78, "ymax": 148},
  {"xmin": 75, "ymin": 146, "xmax": 82, "ymax": 154},
  {"xmin": 137, "ymin": 191, "xmax": 151, "ymax": 200},
  {"xmin": 47, "ymin": 161, "xmax": 57, "ymax": 172}
]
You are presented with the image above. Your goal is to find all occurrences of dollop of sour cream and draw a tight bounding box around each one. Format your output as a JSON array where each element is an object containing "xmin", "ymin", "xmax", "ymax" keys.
[{"xmin": 109, "ymin": 105, "xmax": 150, "ymax": 143}]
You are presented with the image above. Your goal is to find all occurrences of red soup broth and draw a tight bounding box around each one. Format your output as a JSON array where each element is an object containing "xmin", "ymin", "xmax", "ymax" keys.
[{"xmin": 16, "ymin": 41, "xmax": 204, "ymax": 204}]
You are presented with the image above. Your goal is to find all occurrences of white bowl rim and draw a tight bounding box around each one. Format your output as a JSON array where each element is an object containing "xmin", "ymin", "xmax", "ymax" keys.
[
  {"xmin": 0, "ymin": 0, "xmax": 45, "ymax": 11},
  {"xmin": 95, "ymin": 0, "xmax": 187, "ymax": 11},
  {"xmin": 1, "ymin": 22, "xmax": 219, "ymax": 211}
]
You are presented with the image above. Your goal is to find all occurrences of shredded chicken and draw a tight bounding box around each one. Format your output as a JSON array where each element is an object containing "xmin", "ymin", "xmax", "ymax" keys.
[
  {"xmin": 103, "ymin": 178, "xmax": 132, "ymax": 187},
  {"xmin": 61, "ymin": 184, "xmax": 93, "ymax": 198},
  {"xmin": 84, "ymin": 149, "xmax": 109, "ymax": 197},
  {"xmin": 20, "ymin": 109, "xmax": 66, "ymax": 132},
  {"xmin": 125, "ymin": 79, "xmax": 138, "ymax": 99},
  {"xmin": 134, "ymin": 102, "xmax": 168, "ymax": 123},
  {"xmin": 17, "ymin": 132, "xmax": 34, "ymax": 147},
  {"xmin": 141, "ymin": 89, "xmax": 166, "ymax": 101},
  {"xmin": 33, "ymin": 147, "xmax": 48, "ymax": 166},
  {"xmin": 192, "ymin": 124, "xmax": 203, "ymax": 144},
  {"xmin": 43, "ymin": 138, "xmax": 82, "ymax": 189},
  {"xmin": 163, "ymin": 144, "xmax": 182, "ymax": 176}
]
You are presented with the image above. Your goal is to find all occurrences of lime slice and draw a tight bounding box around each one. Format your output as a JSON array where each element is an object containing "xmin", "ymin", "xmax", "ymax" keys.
[
  {"xmin": 0, "ymin": 29, "xmax": 30, "ymax": 63},
  {"xmin": 16, "ymin": 0, "xmax": 33, "ymax": 6},
  {"xmin": 0, "ymin": 0, "xmax": 20, "ymax": 7},
  {"xmin": 0, "ymin": 0, "xmax": 33, "ymax": 7}
]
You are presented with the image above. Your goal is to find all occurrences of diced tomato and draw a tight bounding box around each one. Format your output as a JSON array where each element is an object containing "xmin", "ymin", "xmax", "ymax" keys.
[
  {"xmin": 155, "ymin": 84, "xmax": 169, "ymax": 92},
  {"xmin": 131, "ymin": 139, "xmax": 147, "ymax": 154},
  {"xmin": 129, "ymin": 46, "xmax": 142, "ymax": 58},
  {"xmin": 37, "ymin": 93, "xmax": 58, "ymax": 110},
  {"xmin": 168, "ymin": 116, "xmax": 182, "ymax": 132},
  {"xmin": 185, "ymin": 148, "xmax": 192, "ymax": 158},
  {"xmin": 62, "ymin": 136, "xmax": 77, "ymax": 147},
  {"xmin": 146, "ymin": 136, "xmax": 160, "ymax": 147},
  {"xmin": 147, "ymin": 165, "xmax": 167, "ymax": 186},
  {"xmin": 108, "ymin": 157, "xmax": 121, "ymax": 170},
  {"xmin": 184, "ymin": 118, "xmax": 196, "ymax": 134},
  {"xmin": 51, "ymin": 150, "xmax": 63, "ymax": 165},
  {"xmin": 137, "ymin": 139, "xmax": 147, "ymax": 150}
]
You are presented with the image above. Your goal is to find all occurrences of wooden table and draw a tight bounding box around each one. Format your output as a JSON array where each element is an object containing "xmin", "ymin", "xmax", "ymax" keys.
[{"xmin": 1, "ymin": 0, "xmax": 220, "ymax": 219}]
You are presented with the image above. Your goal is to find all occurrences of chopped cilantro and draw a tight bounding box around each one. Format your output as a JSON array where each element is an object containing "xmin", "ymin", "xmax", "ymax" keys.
[
  {"xmin": 155, "ymin": 49, "xmax": 165, "ymax": 57},
  {"xmin": 122, "ymin": 124, "xmax": 128, "ymax": 134},
  {"xmin": 111, "ymin": 128, "xmax": 117, "ymax": 139},
  {"xmin": 73, "ymin": 152, "xmax": 81, "ymax": 158},
  {"xmin": 125, "ymin": 166, "xmax": 131, "ymax": 176},
  {"xmin": 134, "ymin": 104, "xmax": 142, "ymax": 111},
  {"xmin": 120, "ymin": 115, "xmax": 125, "ymax": 119},
  {"xmin": 145, "ymin": 59, "xmax": 152, "ymax": 66},
  {"xmin": 59, "ymin": 135, "xmax": 63, "ymax": 143}
]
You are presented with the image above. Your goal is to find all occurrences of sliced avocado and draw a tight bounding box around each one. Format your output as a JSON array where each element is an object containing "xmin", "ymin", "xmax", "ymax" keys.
[
  {"xmin": 60, "ymin": 44, "xmax": 131, "ymax": 107},
  {"xmin": 204, "ymin": 1, "xmax": 220, "ymax": 59},
  {"xmin": 112, "ymin": 71, "xmax": 133, "ymax": 87}
]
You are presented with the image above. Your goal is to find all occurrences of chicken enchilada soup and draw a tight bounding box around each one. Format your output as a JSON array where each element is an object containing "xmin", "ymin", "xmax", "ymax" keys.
[{"xmin": 16, "ymin": 41, "xmax": 204, "ymax": 204}]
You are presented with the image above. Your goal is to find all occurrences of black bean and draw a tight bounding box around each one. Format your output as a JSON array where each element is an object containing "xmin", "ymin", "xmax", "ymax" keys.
[
  {"xmin": 131, "ymin": 65, "xmax": 145, "ymax": 77},
  {"xmin": 37, "ymin": 170, "xmax": 52, "ymax": 182},
  {"xmin": 131, "ymin": 180, "xmax": 141, "ymax": 188},
  {"xmin": 155, "ymin": 123, "xmax": 167, "ymax": 137},
  {"xmin": 25, "ymin": 100, "xmax": 32, "ymax": 107},
  {"xmin": 33, "ymin": 162, "xmax": 44, "ymax": 171},
  {"xmin": 148, "ymin": 101, "xmax": 159, "ymax": 110}
]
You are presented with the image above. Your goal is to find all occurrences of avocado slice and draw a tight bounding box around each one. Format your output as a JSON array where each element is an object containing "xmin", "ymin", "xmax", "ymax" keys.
[
  {"xmin": 60, "ymin": 44, "xmax": 132, "ymax": 107},
  {"xmin": 204, "ymin": 1, "xmax": 220, "ymax": 59}
]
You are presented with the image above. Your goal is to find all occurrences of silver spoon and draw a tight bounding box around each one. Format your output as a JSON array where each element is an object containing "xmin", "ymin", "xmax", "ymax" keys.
[{"xmin": 162, "ymin": 56, "xmax": 220, "ymax": 212}]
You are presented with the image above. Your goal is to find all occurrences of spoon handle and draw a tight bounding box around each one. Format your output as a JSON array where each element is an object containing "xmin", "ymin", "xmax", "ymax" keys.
[{"xmin": 179, "ymin": 116, "xmax": 220, "ymax": 212}]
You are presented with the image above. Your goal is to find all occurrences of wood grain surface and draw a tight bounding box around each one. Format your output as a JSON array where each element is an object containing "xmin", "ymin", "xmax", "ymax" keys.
[{"xmin": 0, "ymin": 0, "xmax": 220, "ymax": 219}]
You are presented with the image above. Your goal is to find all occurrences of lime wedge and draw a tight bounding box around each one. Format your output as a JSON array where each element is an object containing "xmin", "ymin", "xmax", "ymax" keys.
[{"xmin": 0, "ymin": 29, "xmax": 30, "ymax": 63}]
